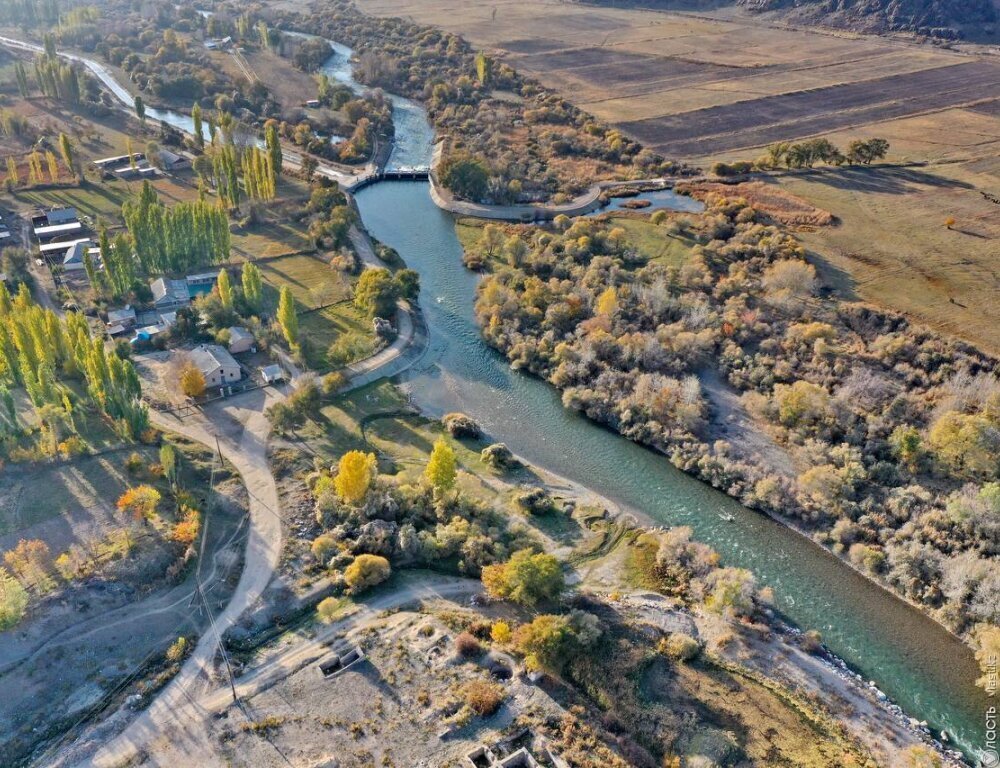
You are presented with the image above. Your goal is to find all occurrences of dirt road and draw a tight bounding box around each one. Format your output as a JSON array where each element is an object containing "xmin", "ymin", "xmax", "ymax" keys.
[{"xmin": 72, "ymin": 388, "xmax": 286, "ymax": 768}]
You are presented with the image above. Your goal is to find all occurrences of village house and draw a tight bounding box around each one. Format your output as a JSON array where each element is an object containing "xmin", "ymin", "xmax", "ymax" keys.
[
  {"xmin": 61, "ymin": 241, "xmax": 95, "ymax": 271},
  {"xmin": 92, "ymin": 153, "xmax": 144, "ymax": 172},
  {"xmin": 150, "ymin": 277, "xmax": 191, "ymax": 311},
  {"xmin": 227, "ymin": 326, "xmax": 255, "ymax": 354},
  {"xmin": 185, "ymin": 272, "xmax": 218, "ymax": 295},
  {"xmin": 113, "ymin": 165, "xmax": 158, "ymax": 181},
  {"xmin": 38, "ymin": 237, "xmax": 90, "ymax": 258},
  {"xmin": 259, "ymin": 364, "xmax": 285, "ymax": 385},
  {"xmin": 107, "ymin": 306, "xmax": 137, "ymax": 330},
  {"xmin": 204, "ymin": 36, "xmax": 233, "ymax": 50},
  {"xmin": 157, "ymin": 149, "xmax": 190, "ymax": 171},
  {"xmin": 190, "ymin": 344, "xmax": 242, "ymax": 388}
]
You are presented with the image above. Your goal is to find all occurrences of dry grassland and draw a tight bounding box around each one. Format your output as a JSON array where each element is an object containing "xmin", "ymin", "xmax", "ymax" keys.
[
  {"xmin": 355, "ymin": 0, "xmax": 1000, "ymax": 159},
  {"xmin": 771, "ymin": 164, "xmax": 1000, "ymax": 354}
]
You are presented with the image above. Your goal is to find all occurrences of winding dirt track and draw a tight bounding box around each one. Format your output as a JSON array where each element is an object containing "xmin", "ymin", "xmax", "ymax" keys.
[{"xmin": 78, "ymin": 392, "xmax": 285, "ymax": 768}]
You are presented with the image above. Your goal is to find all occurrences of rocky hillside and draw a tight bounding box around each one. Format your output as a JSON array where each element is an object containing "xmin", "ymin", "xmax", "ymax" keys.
[
  {"xmin": 588, "ymin": 0, "xmax": 998, "ymax": 38},
  {"xmin": 737, "ymin": 0, "xmax": 998, "ymax": 38}
]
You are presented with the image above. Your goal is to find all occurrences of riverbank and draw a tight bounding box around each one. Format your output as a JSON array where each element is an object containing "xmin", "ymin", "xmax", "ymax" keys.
[
  {"xmin": 489, "ymin": 444, "xmax": 964, "ymax": 766},
  {"xmin": 355, "ymin": 179, "xmax": 988, "ymax": 762}
]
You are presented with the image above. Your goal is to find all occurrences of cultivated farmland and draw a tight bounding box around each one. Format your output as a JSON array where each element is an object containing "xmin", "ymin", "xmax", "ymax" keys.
[{"xmin": 354, "ymin": 0, "xmax": 1000, "ymax": 161}]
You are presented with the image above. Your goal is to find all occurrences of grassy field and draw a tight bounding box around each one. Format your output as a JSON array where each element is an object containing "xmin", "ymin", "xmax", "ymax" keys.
[
  {"xmin": 606, "ymin": 215, "xmax": 694, "ymax": 266},
  {"xmin": 0, "ymin": 434, "xmax": 215, "ymax": 553},
  {"xmin": 286, "ymin": 380, "xmax": 529, "ymax": 508},
  {"xmin": 257, "ymin": 252, "xmax": 375, "ymax": 370},
  {"xmin": 258, "ymin": 253, "xmax": 353, "ymax": 310},
  {"xmin": 770, "ymin": 165, "xmax": 1000, "ymax": 354}
]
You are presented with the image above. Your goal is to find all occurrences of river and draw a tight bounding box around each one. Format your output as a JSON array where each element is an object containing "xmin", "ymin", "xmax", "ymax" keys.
[
  {"xmin": 3, "ymin": 31, "xmax": 985, "ymax": 763},
  {"xmin": 341, "ymin": 52, "xmax": 987, "ymax": 764}
]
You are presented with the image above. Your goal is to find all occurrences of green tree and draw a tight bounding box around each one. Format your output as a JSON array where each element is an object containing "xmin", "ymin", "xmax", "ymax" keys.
[
  {"xmin": 134, "ymin": 95, "xmax": 145, "ymax": 124},
  {"xmin": 394, "ymin": 269, "xmax": 419, "ymax": 300},
  {"xmin": 0, "ymin": 567, "xmax": 29, "ymax": 630},
  {"xmin": 264, "ymin": 120, "xmax": 282, "ymax": 176},
  {"xmin": 14, "ymin": 62, "xmax": 30, "ymax": 98},
  {"xmin": 353, "ymin": 267, "xmax": 398, "ymax": 318},
  {"xmin": 425, "ymin": 437, "xmax": 457, "ymax": 495},
  {"xmin": 82, "ymin": 249, "xmax": 99, "ymax": 290},
  {"xmin": 59, "ymin": 133, "xmax": 80, "ymax": 177},
  {"xmin": 160, "ymin": 442, "xmax": 178, "ymax": 489},
  {"xmin": 439, "ymin": 155, "xmax": 489, "ymax": 202},
  {"xmin": 889, "ymin": 425, "xmax": 922, "ymax": 472},
  {"xmin": 191, "ymin": 102, "xmax": 204, "ymax": 149},
  {"xmin": 277, "ymin": 285, "xmax": 298, "ymax": 347},
  {"xmin": 481, "ymin": 549, "xmax": 564, "ymax": 607},
  {"xmin": 241, "ymin": 262, "xmax": 262, "ymax": 311}
]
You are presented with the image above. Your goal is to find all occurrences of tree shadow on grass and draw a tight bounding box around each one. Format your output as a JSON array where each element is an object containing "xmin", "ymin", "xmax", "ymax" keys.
[
  {"xmin": 798, "ymin": 165, "xmax": 976, "ymax": 196},
  {"xmin": 803, "ymin": 247, "xmax": 860, "ymax": 302}
]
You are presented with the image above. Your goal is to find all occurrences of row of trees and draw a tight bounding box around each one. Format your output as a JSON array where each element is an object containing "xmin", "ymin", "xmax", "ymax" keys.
[
  {"xmin": 122, "ymin": 181, "xmax": 231, "ymax": 274},
  {"xmin": 713, "ymin": 137, "xmax": 890, "ymax": 176},
  {"xmin": 3, "ymin": 132, "xmax": 77, "ymax": 190},
  {"xmin": 0, "ymin": 281, "xmax": 148, "ymax": 456}
]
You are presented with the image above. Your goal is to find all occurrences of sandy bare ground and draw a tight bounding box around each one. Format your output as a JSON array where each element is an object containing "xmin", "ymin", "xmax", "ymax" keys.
[
  {"xmin": 699, "ymin": 367, "xmax": 797, "ymax": 479},
  {"xmin": 64, "ymin": 573, "xmax": 480, "ymax": 768}
]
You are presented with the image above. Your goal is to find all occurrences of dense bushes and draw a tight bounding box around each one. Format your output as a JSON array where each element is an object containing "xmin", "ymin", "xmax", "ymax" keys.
[
  {"xmin": 307, "ymin": 449, "xmax": 538, "ymax": 582},
  {"xmin": 468, "ymin": 195, "xmax": 999, "ymax": 637}
]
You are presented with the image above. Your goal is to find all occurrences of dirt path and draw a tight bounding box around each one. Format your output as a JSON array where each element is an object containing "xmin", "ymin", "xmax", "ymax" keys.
[
  {"xmin": 699, "ymin": 367, "xmax": 797, "ymax": 479},
  {"xmin": 344, "ymin": 224, "xmax": 428, "ymax": 389},
  {"xmin": 62, "ymin": 573, "xmax": 478, "ymax": 767}
]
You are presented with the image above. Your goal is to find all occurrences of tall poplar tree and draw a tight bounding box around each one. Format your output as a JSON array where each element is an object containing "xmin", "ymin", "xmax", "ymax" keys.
[{"xmin": 277, "ymin": 286, "xmax": 298, "ymax": 347}]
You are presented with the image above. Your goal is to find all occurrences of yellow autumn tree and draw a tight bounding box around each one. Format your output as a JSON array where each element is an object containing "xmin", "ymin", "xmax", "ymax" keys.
[
  {"xmin": 171, "ymin": 506, "xmax": 201, "ymax": 545},
  {"xmin": 596, "ymin": 286, "xmax": 618, "ymax": 316},
  {"xmin": 334, "ymin": 450, "xmax": 377, "ymax": 504},
  {"xmin": 180, "ymin": 363, "xmax": 206, "ymax": 398},
  {"xmin": 344, "ymin": 553, "xmax": 391, "ymax": 593},
  {"xmin": 425, "ymin": 437, "xmax": 457, "ymax": 495},
  {"xmin": 491, "ymin": 621, "xmax": 512, "ymax": 644}
]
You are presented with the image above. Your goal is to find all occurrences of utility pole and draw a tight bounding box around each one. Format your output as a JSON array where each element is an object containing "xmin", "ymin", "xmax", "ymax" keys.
[{"xmin": 197, "ymin": 584, "xmax": 239, "ymax": 705}]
